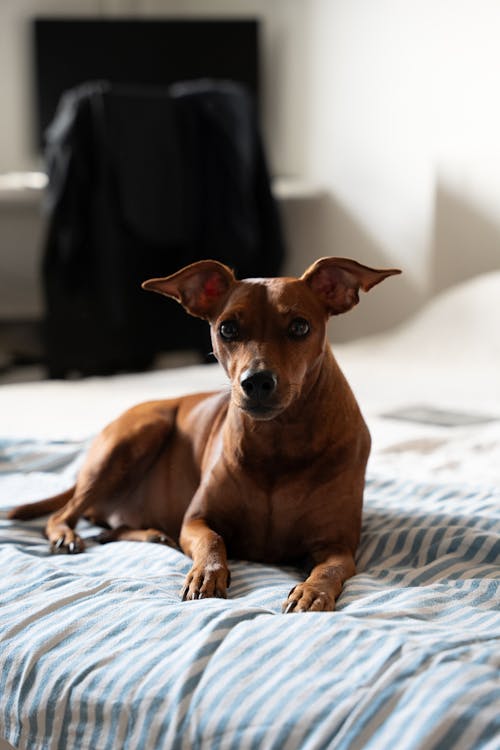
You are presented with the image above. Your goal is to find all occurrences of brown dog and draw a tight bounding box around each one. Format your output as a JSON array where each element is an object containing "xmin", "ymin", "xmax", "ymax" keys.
[{"xmin": 9, "ymin": 257, "xmax": 400, "ymax": 612}]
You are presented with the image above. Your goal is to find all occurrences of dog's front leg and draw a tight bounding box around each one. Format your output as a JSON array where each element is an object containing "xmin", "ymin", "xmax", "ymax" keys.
[
  {"xmin": 180, "ymin": 518, "xmax": 231, "ymax": 600},
  {"xmin": 283, "ymin": 546, "xmax": 356, "ymax": 613}
]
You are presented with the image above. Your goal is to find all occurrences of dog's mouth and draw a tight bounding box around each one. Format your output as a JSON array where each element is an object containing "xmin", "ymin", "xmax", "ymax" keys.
[{"xmin": 238, "ymin": 400, "xmax": 283, "ymax": 420}]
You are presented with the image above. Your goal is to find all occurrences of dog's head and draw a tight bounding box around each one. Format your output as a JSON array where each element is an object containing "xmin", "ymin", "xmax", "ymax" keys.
[{"xmin": 143, "ymin": 258, "xmax": 400, "ymax": 420}]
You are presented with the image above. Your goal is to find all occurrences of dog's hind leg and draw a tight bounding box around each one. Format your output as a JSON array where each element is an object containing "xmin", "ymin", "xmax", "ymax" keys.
[
  {"xmin": 96, "ymin": 525, "xmax": 178, "ymax": 548},
  {"xmin": 46, "ymin": 401, "xmax": 178, "ymax": 554}
]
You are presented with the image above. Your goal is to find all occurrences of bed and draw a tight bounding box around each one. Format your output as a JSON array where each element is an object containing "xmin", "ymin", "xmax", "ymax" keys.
[{"xmin": 1, "ymin": 271, "xmax": 499, "ymax": 750}]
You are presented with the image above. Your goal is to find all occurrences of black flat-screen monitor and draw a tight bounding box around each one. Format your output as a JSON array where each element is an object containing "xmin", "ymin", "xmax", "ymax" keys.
[{"xmin": 32, "ymin": 17, "xmax": 259, "ymax": 148}]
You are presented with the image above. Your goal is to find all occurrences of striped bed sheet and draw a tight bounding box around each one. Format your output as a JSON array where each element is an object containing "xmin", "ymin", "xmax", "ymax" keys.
[{"xmin": 0, "ymin": 444, "xmax": 498, "ymax": 750}]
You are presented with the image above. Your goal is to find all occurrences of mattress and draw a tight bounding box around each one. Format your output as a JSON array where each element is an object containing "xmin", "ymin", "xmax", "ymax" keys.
[{"xmin": 1, "ymin": 271, "xmax": 499, "ymax": 750}]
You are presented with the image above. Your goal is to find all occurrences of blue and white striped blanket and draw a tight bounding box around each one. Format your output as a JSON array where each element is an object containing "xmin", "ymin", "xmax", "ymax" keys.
[{"xmin": 0, "ymin": 444, "xmax": 499, "ymax": 750}]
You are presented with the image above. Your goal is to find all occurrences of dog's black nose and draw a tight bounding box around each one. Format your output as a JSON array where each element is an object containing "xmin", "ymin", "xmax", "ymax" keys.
[{"xmin": 240, "ymin": 369, "xmax": 278, "ymax": 402}]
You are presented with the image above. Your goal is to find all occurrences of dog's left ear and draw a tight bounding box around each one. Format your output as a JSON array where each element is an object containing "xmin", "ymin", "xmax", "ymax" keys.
[
  {"xmin": 142, "ymin": 260, "xmax": 236, "ymax": 320},
  {"xmin": 301, "ymin": 257, "xmax": 401, "ymax": 316}
]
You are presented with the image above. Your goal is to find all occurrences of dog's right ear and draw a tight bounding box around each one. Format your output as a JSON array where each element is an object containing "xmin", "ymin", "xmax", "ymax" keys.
[{"xmin": 142, "ymin": 260, "xmax": 236, "ymax": 320}]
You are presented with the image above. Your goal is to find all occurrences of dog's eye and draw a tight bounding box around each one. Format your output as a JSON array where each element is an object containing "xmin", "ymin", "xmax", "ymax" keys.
[
  {"xmin": 219, "ymin": 320, "xmax": 240, "ymax": 341},
  {"xmin": 288, "ymin": 318, "xmax": 310, "ymax": 339}
]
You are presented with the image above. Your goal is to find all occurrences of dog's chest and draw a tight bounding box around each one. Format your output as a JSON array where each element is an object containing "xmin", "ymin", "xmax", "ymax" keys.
[{"xmin": 220, "ymin": 484, "xmax": 309, "ymax": 564}]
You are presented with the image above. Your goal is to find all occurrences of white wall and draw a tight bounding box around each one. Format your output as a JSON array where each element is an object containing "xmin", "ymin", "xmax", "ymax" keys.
[{"xmin": 304, "ymin": 0, "xmax": 500, "ymax": 338}]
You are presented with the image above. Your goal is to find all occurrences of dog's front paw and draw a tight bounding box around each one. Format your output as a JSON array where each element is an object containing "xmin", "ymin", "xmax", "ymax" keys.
[
  {"xmin": 282, "ymin": 583, "xmax": 335, "ymax": 613},
  {"xmin": 181, "ymin": 563, "xmax": 230, "ymax": 601},
  {"xmin": 49, "ymin": 530, "xmax": 85, "ymax": 555}
]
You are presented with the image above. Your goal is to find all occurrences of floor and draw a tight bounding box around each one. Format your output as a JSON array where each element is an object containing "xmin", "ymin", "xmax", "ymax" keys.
[
  {"xmin": 0, "ymin": 320, "xmax": 45, "ymax": 384},
  {"xmin": 0, "ymin": 320, "xmax": 201, "ymax": 385}
]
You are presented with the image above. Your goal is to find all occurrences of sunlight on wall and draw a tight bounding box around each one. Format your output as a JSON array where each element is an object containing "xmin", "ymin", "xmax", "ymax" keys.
[{"xmin": 307, "ymin": 0, "xmax": 500, "ymax": 298}]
